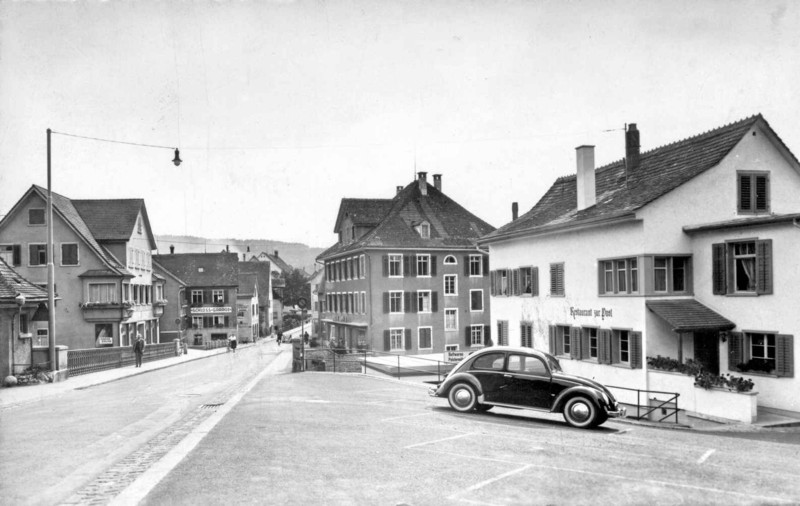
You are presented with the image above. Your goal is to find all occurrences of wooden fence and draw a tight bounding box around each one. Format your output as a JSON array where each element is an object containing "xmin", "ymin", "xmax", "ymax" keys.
[{"xmin": 67, "ymin": 342, "xmax": 178, "ymax": 377}]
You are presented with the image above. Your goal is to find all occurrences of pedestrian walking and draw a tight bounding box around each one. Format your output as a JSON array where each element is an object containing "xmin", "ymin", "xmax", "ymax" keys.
[
  {"xmin": 277, "ymin": 330, "xmax": 283, "ymax": 347},
  {"xmin": 228, "ymin": 334, "xmax": 237, "ymax": 353},
  {"xmin": 133, "ymin": 334, "xmax": 145, "ymax": 367}
]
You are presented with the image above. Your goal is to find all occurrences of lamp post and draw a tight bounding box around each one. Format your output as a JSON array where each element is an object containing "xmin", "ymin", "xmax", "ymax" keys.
[{"xmin": 45, "ymin": 128, "xmax": 181, "ymax": 371}]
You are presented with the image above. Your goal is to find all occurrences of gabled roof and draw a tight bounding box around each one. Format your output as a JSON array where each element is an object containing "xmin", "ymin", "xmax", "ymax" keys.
[
  {"xmin": 238, "ymin": 260, "xmax": 272, "ymax": 307},
  {"xmin": 0, "ymin": 258, "xmax": 49, "ymax": 301},
  {"xmin": 255, "ymin": 252, "xmax": 292, "ymax": 273},
  {"xmin": 318, "ymin": 177, "xmax": 495, "ymax": 260},
  {"xmin": 151, "ymin": 252, "xmax": 239, "ymax": 287},
  {"xmin": 237, "ymin": 273, "xmax": 258, "ymax": 296},
  {"xmin": 482, "ymin": 115, "xmax": 784, "ymax": 243},
  {"xmin": 333, "ymin": 198, "xmax": 395, "ymax": 233},
  {"xmin": 72, "ymin": 198, "xmax": 157, "ymax": 248}
]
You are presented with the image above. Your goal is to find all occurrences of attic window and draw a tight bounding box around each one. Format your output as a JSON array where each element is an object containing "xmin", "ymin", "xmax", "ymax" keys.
[
  {"xmin": 418, "ymin": 221, "xmax": 430, "ymax": 239},
  {"xmin": 444, "ymin": 255, "xmax": 457, "ymax": 265},
  {"xmin": 137, "ymin": 217, "xmax": 143, "ymax": 234},
  {"xmin": 198, "ymin": 267, "xmax": 204, "ymax": 273}
]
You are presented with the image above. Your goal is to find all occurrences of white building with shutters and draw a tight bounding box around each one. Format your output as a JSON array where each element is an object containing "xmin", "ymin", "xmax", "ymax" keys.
[{"xmin": 480, "ymin": 115, "xmax": 800, "ymax": 423}]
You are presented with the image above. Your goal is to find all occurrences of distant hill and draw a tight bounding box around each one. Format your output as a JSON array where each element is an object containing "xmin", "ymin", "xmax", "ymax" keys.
[{"xmin": 155, "ymin": 235, "xmax": 326, "ymax": 273}]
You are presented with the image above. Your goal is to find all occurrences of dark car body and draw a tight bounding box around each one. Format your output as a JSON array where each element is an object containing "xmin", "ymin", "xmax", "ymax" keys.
[{"xmin": 428, "ymin": 346, "xmax": 626, "ymax": 428}]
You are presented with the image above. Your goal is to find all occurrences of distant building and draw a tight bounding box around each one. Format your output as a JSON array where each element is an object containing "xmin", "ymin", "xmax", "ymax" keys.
[
  {"xmin": 238, "ymin": 260, "xmax": 274, "ymax": 337},
  {"xmin": 236, "ymin": 272, "xmax": 259, "ymax": 343},
  {"xmin": 152, "ymin": 252, "xmax": 239, "ymax": 347},
  {"xmin": 0, "ymin": 186, "xmax": 164, "ymax": 349},
  {"xmin": 480, "ymin": 115, "xmax": 800, "ymax": 421},
  {"xmin": 307, "ymin": 267, "xmax": 325, "ymax": 341},
  {"xmin": 318, "ymin": 173, "xmax": 495, "ymax": 354}
]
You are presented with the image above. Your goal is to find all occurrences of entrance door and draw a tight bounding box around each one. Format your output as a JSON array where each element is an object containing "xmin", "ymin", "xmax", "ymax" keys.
[{"xmin": 694, "ymin": 331, "xmax": 720, "ymax": 375}]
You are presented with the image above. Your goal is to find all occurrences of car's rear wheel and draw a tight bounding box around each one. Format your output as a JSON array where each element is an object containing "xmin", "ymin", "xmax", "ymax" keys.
[
  {"xmin": 448, "ymin": 383, "xmax": 478, "ymax": 412},
  {"xmin": 563, "ymin": 396, "xmax": 598, "ymax": 429}
]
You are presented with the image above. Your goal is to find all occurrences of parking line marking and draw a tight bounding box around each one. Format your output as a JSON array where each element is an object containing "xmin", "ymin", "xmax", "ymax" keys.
[
  {"xmin": 405, "ymin": 432, "xmax": 475, "ymax": 449},
  {"xmin": 697, "ymin": 449, "xmax": 716, "ymax": 464},
  {"xmin": 448, "ymin": 464, "xmax": 532, "ymax": 500},
  {"xmin": 384, "ymin": 412, "xmax": 435, "ymax": 423}
]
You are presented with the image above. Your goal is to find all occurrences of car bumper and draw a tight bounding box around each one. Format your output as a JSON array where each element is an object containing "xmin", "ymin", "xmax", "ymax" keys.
[
  {"xmin": 428, "ymin": 386, "xmax": 440, "ymax": 397},
  {"xmin": 607, "ymin": 405, "xmax": 627, "ymax": 418}
]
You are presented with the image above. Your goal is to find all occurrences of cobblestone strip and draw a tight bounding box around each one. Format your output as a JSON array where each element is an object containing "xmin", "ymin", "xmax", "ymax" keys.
[{"xmin": 59, "ymin": 377, "xmax": 253, "ymax": 505}]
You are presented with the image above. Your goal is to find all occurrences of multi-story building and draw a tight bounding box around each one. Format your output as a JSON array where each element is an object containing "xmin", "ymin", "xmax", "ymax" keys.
[
  {"xmin": 317, "ymin": 173, "xmax": 495, "ymax": 354},
  {"xmin": 236, "ymin": 272, "xmax": 259, "ymax": 343},
  {"xmin": 238, "ymin": 260, "xmax": 273, "ymax": 338},
  {"xmin": 0, "ymin": 186, "xmax": 164, "ymax": 350},
  {"xmin": 480, "ymin": 115, "xmax": 799, "ymax": 421},
  {"xmin": 152, "ymin": 252, "xmax": 239, "ymax": 347},
  {"xmin": 307, "ymin": 268, "xmax": 325, "ymax": 342}
]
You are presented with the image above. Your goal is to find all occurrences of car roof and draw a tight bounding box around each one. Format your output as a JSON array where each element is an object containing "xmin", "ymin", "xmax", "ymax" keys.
[{"xmin": 472, "ymin": 346, "xmax": 551, "ymax": 358}]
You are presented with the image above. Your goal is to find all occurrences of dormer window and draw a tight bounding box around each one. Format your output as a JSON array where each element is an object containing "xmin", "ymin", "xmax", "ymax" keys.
[
  {"xmin": 417, "ymin": 221, "xmax": 430, "ymax": 239},
  {"xmin": 738, "ymin": 171, "xmax": 769, "ymax": 214}
]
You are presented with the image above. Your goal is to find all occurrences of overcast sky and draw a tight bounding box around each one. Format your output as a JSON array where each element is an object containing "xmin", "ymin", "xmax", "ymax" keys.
[{"xmin": 1, "ymin": 0, "xmax": 798, "ymax": 249}]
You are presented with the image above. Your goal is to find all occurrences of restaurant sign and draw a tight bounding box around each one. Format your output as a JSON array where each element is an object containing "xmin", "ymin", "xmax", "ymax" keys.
[
  {"xmin": 191, "ymin": 306, "xmax": 232, "ymax": 314},
  {"xmin": 570, "ymin": 306, "xmax": 614, "ymax": 320}
]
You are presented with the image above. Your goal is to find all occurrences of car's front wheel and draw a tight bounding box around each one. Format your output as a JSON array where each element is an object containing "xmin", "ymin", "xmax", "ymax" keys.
[
  {"xmin": 448, "ymin": 383, "xmax": 478, "ymax": 412},
  {"xmin": 562, "ymin": 396, "xmax": 598, "ymax": 428}
]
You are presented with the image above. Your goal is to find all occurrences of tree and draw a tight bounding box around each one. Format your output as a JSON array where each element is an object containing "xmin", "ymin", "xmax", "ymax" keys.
[{"xmin": 280, "ymin": 268, "xmax": 311, "ymax": 307}]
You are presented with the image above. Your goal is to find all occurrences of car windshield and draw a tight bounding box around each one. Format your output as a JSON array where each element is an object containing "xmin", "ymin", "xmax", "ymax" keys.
[{"xmin": 546, "ymin": 355, "xmax": 562, "ymax": 372}]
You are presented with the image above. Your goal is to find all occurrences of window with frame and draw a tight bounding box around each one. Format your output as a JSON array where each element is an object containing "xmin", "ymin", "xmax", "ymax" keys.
[
  {"xmin": 361, "ymin": 292, "xmax": 366, "ymax": 314},
  {"xmin": 738, "ymin": 171, "xmax": 769, "ymax": 214},
  {"xmin": 29, "ymin": 244, "xmax": 47, "ymax": 266},
  {"xmin": 615, "ymin": 329, "xmax": 630, "ymax": 364},
  {"xmin": 212, "ymin": 290, "xmax": 225, "ymax": 304},
  {"xmin": 492, "ymin": 269, "xmax": 509, "ymax": 296},
  {"xmin": 444, "ymin": 255, "xmax": 457, "ymax": 265},
  {"xmin": 520, "ymin": 266, "xmax": 537, "ymax": 296},
  {"xmin": 713, "ymin": 240, "xmax": 772, "ymax": 296},
  {"xmin": 470, "ymin": 325, "xmax": 484, "ymax": 346},
  {"xmin": 36, "ymin": 328, "xmax": 49, "ymax": 347},
  {"xmin": 191, "ymin": 290, "xmax": 203, "ymax": 305},
  {"xmin": 600, "ymin": 258, "xmax": 640, "ymax": 294},
  {"xmin": 417, "ymin": 290, "xmax": 431, "ymax": 313},
  {"xmin": 469, "ymin": 289, "xmax": 483, "ymax": 311},
  {"xmin": 0, "ymin": 244, "xmax": 22, "ymax": 266},
  {"xmin": 389, "ymin": 254, "xmax": 402, "ymax": 277},
  {"xmin": 390, "ymin": 328, "xmax": 404, "ymax": 351},
  {"xmin": 444, "ymin": 309, "xmax": 458, "ymax": 331},
  {"xmin": 520, "ymin": 322, "xmax": 533, "ymax": 348},
  {"xmin": 192, "ymin": 316, "xmax": 203, "ymax": 329},
  {"xmin": 584, "ymin": 327, "xmax": 598, "ymax": 360},
  {"xmin": 729, "ymin": 331, "xmax": 793, "ymax": 376},
  {"xmin": 28, "ymin": 208, "xmax": 45, "ymax": 225},
  {"xmin": 359, "ymin": 255, "xmax": 366, "ymax": 278},
  {"xmin": 88, "ymin": 283, "xmax": 116, "ymax": 303},
  {"xmin": 469, "ymin": 255, "xmax": 483, "ymax": 276},
  {"xmin": 550, "ymin": 263, "xmax": 564, "ymax": 296},
  {"xmin": 444, "ymin": 274, "xmax": 457, "ymax": 295},
  {"xmin": 389, "ymin": 291, "xmax": 403, "ymax": 313},
  {"xmin": 419, "ymin": 222, "xmax": 430, "ymax": 239},
  {"xmin": 61, "ymin": 243, "xmax": 79, "ymax": 266},
  {"xmin": 417, "ymin": 254, "xmax": 430, "ymax": 277},
  {"xmin": 548, "ymin": 325, "xmax": 572, "ymax": 356},
  {"xmin": 418, "ymin": 327, "xmax": 432, "ymax": 349}
]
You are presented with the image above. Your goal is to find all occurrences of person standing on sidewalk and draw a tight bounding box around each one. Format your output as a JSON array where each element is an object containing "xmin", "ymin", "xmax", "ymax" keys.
[
  {"xmin": 228, "ymin": 334, "xmax": 237, "ymax": 353},
  {"xmin": 133, "ymin": 334, "xmax": 145, "ymax": 368}
]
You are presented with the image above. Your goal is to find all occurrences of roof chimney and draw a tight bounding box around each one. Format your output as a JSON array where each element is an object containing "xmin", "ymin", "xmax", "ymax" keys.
[
  {"xmin": 274, "ymin": 250, "xmax": 279, "ymax": 258},
  {"xmin": 226, "ymin": 245, "xmax": 230, "ymax": 252},
  {"xmin": 170, "ymin": 245, "xmax": 175, "ymax": 254},
  {"xmin": 626, "ymin": 123, "xmax": 640, "ymax": 171},
  {"xmin": 396, "ymin": 185, "xmax": 404, "ymax": 195},
  {"xmin": 242, "ymin": 253, "xmax": 246, "ymax": 261},
  {"xmin": 417, "ymin": 171, "xmax": 428, "ymax": 195},
  {"xmin": 575, "ymin": 145, "xmax": 596, "ymax": 211},
  {"xmin": 512, "ymin": 202, "xmax": 518, "ymax": 221},
  {"xmin": 246, "ymin": 246, "xmax": 250, "ymax": 253},
  {"xmin": 433, "ymin": 174, "xmax": 442, "ymax": 191}
]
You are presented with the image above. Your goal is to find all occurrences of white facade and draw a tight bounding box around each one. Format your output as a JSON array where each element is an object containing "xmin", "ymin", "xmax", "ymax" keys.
[{"xmin": 484, "ymin": 118, "xmax": 800, "ymax": 421}]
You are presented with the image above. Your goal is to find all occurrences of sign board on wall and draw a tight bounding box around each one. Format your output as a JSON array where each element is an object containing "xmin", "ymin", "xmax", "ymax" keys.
[
  {"xmin": 191, "ymin": 307, "xmax": 232, "ymax": 314},
  {"xmin": 446, "ymin": 351, "xmax": 465, "ymax": 363}
]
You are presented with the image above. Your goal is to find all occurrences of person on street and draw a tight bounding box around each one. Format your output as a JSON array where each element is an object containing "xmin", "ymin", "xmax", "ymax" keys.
[
  {"xmin": 277, "ymin": 330, "xmax": 283, "ymax": 346},
  {"xmin": 133, "ymin": 334, "xmax": 145, "ymax": 368},
  {"xmin": 228, "ymin": 334, "xmax": 237, "ymax": 353},
  {"xmin": 303, "ymin": 331, "xmax": 309, "ymax": 344}
]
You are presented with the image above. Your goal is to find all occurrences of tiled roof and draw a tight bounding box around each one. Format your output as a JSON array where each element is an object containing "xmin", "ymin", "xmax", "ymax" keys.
[
  {"xmin": 151, "ymin": 252, "xmax": 239, "ymax": 287},
  {"xmin": 238, "ymin": 261, "xmax": 272, "ymax": 306},
  {"xmin": 0, "ymin": 258, "xmax": 49, "ymax": 301},
  {"xmin": 255, "ymin": 253, "xmax": 292, "ymax": 273},
  {"xmin": 333, "ymin": 198, "xmax": 395, "ymax": 232},
  {"xmin": 482, "ymin": 115, "xmax": 770, "ymax": 242},
  {"xmin": 646, "ymin": 299, "xmax": 735, "ymax": 332},
  {"xmin": 72, "ymin": 198, "xmax": 156, "ymax": 248},
  {"xmin": 237, "ymin": 273, "xmax": 258, "ymax": 296},
  {"xmin": 319, "ymin": 178, "xmax": 496, "ymax": 260}
]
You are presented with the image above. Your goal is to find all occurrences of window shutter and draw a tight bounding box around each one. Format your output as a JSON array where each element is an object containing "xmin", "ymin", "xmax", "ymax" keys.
[
  {"xmin": 599, "ymin": 329, "xmax": 612, "ymax": 364},
  {"xmin": 611, "ymin": 333, "xmax": 620, "ymax": 364},
  {"xmin": 712, "ymin": 243, "xmax": 727, "ymax": 295},
  {"xmin": 499, "ymin": 321, "xmax": 508, "ymax": 346},
  {"xmin": 755, "ymin": 174, "xmax": 769, "ymax": 212},
  {"xmin": 484, "ymin": 324, "xmax": 492, "ymax": 346},
  {"xmin": 776, "ymin": 334, "xmax": 794, "ymax": 377},
  {"xmin": 383, "ymin": 255, "xmax": 389, "ymax": 277},
  {"xmin": 465, "ymin": 326, "xmax": 471, "ymax": 347},
  {"xmin": 383, "ymin": 292, "xmax": 389, "ymax": 314},
  {"xmin": 431, "ymin": 256, "xmax": 437, "ymax": 277},
  {"xmin": 512, "ymin": 269, "xmax": 521, "ymax": 296},
  {"xmin": 406, "ymin": 291, "xmax": 414, "ymax": 313},
  {"xmin": 581, "ymin": 329, "xmax": 591, "ymax": 359},
  {"xmin": 384, "ymin": 330, "xmax": 390, "ymax": 351},
  {"xmin": 490, "ymin": 271, "xmax": 497, "ymax": 296},
  {"xmin": 431, "ymin": 291, "xmax": 439, "ymax": 312},
  {"xmin": 756, "ymin": 239, "xmax": 773, "ymax": 295},
  {"xmin": 738, "ymin": 173, "xmax": 751, "ymax": 212},
  {"xmin": 532, "ymin": 267, "xmax": 539, "ymax": 296},
  {"xmin": 631, "ymin": 331, "xmax": 642, "ymax": 369},
  {"xmin": 464, "ymin": 256, "xmax": 470, "ymax": 276},
  {"xmin": 570, "ymin": 327, "xmax": 582, "ymax": 360},
  {"xmin": 12, "ymin": 245, "xmax": 21, "ymax": 266},
  {"xmin": 483, "ymin": 256, "xmax": 489, "ymax": 276},
  {"xmin": 405, "ymin": 329, "xmax": 412, "ymax": 350},
  {"xmin": 403, "ymin": 255, "xmax": 411, "ymax": 277},
  {"xmin": 728, "ymin": 332, "xmax": 743, "ymax": 370},
  {"xmin": 598, "ymin": 261, "xmax": 605, "ymax": 295},
  {"xmin": 548, "ymin": 325, "xmax": 556, "ymax": 354}
]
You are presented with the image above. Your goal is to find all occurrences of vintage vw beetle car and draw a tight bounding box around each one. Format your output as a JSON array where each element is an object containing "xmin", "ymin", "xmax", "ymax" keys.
[{"xmin": 429, "ymin": 346, "xmax": 625, "ymax": 428}]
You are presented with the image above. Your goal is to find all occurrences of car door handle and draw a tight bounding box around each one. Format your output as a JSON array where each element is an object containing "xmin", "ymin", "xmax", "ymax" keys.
[{"xmin": 503, "ymin": 374, "xmax": 512, "ymax": 378}]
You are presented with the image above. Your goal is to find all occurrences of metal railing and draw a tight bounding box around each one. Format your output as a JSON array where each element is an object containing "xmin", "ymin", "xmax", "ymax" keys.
[
  {"xmin": 67, "ymin": 342, "xmax": 178, "ymax": 377},
  {"xmin": 302, "ymin": 347, "xmax": 455, "ymax": 382},
  {"xmin": 607, "ymin": 384, "xmax": 680, "ymax": 423}
]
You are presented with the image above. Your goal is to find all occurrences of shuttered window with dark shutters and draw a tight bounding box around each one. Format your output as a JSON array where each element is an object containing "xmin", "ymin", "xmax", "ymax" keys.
[
  {"xmin": 498, "ymin": 320, "xmax": 509, "ymax": 346},
  {"xmin": 756, "ymin": 239, "xmax": 773, "ymax": 295},
  {"xmin": 550, "ymin": 263, "xmax": 565, "ymax": 296},
  {"xmin": 738, "ymin": 172, "xmax": 770, "ymax": 214},
  {"xmin": 570, "ymin": 327, "xmax": 582, "ymax": 360},
  {"xmin": 630, "ymin": 331, "xmax": 642, "ymax": 368},
  {"xmin": 776, "ymin": 334, "xmax": 794, "ymax": 377},
  {"xmin": 712, "ymin": 243, "xmax": 727, "ymax": 295}
]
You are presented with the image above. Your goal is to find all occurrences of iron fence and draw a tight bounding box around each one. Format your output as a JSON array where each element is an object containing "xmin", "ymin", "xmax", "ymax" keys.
[
  {"xmin": 607, "ymin": 384, "xmax": 680, "ymax": 423},
  {"xmin": 303, "ymin": 347, "xmax": 455, "ymax": 382},
  {"xmin": 67, "ymin": 342, "xmax": 178, "ymax": 377}
]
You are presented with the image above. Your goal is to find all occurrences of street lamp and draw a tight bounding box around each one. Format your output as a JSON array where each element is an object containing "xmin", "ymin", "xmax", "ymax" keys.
[{"xmin": 45, "ymin": 128, "xmax": 181, "ymax": 371}]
